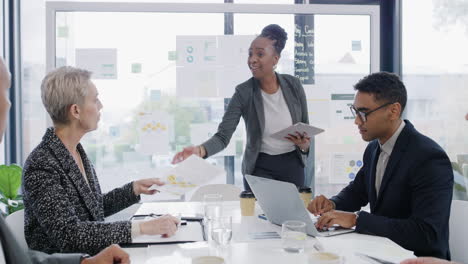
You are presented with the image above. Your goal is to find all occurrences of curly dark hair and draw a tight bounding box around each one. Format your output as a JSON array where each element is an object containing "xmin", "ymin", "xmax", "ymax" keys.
[
  {"xmin": 259, "ymin": 24, "xmax": 288, "ymax": 55},
  {"xmin": 354, "ymin": 72, "xmax": 407, "ymax": 115}
]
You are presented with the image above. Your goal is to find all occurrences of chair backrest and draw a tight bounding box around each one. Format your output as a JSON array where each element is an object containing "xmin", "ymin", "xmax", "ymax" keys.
[
  {"xmin": 190, "ymin": 184, "xmax": 241, "ymax": 202},
  {"xmin": 5, "ymin": 209, "xmax": 27, "ymax": 250},
  {"xmin": 457, "ymin": 154, "xmax": 468, "ymax": 169},
  {"xmin": 463, "ymin": 164, "xmax": 468, "ymax": 178},
  {"xmin": 449, "ymin": 200, "xmax": 468, "ymax": 263},
  {"xmin": 451, "ymin": 162, "xmax": 462, "ymax": 174}
]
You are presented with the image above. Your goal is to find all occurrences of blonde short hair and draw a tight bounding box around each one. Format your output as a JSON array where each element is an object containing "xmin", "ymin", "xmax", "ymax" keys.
[{"xmin": 41, "ymin": 66, "xmax": 92, "ymax": 125}]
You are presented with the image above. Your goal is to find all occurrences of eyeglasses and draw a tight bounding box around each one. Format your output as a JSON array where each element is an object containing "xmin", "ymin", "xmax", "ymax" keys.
[{"xmin": 350, "ymin": 102, "xmax": 395, "ymax": 123}]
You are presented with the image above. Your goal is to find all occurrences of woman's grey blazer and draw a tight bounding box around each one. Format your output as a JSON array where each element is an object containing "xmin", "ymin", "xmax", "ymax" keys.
[
  {"xmin": 22, "ymin": 127, "xmax": 140, "ymax": 255},
  {"xmin": 202, "ymin": 73, "xmax": 309, "ymax": 176}
]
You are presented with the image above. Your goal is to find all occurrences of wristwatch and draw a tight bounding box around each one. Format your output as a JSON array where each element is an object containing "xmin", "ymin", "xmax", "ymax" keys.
[
  {"xmin": 354, "ymin": 211, "xmax": 361, "ymax": 224},
  {"xmin": 80, "ymin": 254, "xmax": 91, "ymax": 263}
]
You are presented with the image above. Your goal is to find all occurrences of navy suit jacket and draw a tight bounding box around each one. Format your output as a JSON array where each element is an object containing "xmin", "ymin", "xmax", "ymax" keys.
[{"xmin": 331, "ymin": 120, "xmax": 453, "ymax": 259}]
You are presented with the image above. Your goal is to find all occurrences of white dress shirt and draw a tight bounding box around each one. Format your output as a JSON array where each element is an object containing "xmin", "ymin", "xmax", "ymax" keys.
[{"xmin": 375, "ymin": 120, "xmax": 406, "ymax": 196}]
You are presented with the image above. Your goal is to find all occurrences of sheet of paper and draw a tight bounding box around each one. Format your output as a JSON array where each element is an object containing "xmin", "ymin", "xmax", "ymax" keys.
[
  {"xmin": 216, "ymin": 35, "xmax": 254, "ymax": 98},
  {"xmin": 176, "ymin": 36, "xmax": 217, "ymax": 67},
  {"xmin": 151, "ymin": 155, "xmax": 225, "ymax": 196},
  {"xmin": 316, "ymin": 236, "xmax": 414, "ymax": 263},
  {"xmin": 330, "ymin": 93, "xmax": 355, "ymax": 126},
  {"xmin": 176, "ymin": 67, "xmax": 217, "ymax": 97},
  {"xmin": 248, "ymin": 231, "xmax": 280, "ymax": 240},
  {"xmin": 75, "ymin": 48, "xmax": 117, "ymax": 79},
  {"xmin": 330, "ymin": 153, "xmax": 363, "ymax": 184},
  {"xmin": 305, "ymin": 85, "xmax": 331, "ymax": 129},
  {"xmin": 270, "ymin": 122, "xmax": 324, "ymax": 141},
  {"xmin": 307, "ymin": 98, "xmax": 330, "ymax": 129},
  {"xmin": 132, "ymin": 220, "xmax": 204, "ymax": 244},
  {"xmin": 137, "ymin": 111, "xmax": 171, "ymax": 155},
  {"xmin": 175, "ymin": 35, "xmax": 255, "ymax": 98},
  {"xmin": 135, "ymin": 202, "xmax": 204, "ymax": 216},
  {"xmin": 216, "ymin": 66, "xmax": 251, "ymax": 98}
]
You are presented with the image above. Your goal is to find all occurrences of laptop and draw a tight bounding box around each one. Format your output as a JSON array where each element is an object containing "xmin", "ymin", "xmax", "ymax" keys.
[{"xmin": 245, "ymin": 174, "xmax": 354, "ymax": 237}]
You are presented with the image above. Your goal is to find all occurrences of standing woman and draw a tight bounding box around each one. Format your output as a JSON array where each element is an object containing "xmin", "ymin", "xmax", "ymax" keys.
[{"xmin": 172, "ymin": 24, "xmax": 310, "ymax": 190}]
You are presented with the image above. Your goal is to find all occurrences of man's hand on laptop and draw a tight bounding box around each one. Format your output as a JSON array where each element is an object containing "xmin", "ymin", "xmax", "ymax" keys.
[
  {"xmin": 307, "ymin": 195, "xmax": 335, "ymax": 216},
  {"xmin": 315, "ymin": 210, "xmax": 356, "ymax": 230}
]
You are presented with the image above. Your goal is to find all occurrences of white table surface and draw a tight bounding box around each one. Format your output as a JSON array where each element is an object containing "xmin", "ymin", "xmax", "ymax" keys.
[{"xmin": 120, "ymin": 201, "xmax": 414, "ymax": 264}]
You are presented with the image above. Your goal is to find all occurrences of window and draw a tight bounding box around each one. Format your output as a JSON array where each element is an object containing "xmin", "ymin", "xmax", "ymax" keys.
[
  {"xmin": 22, "ymin": 2, "xmax": 378, "ymax": 200},
  {"xmin": 403, "ymin": 0, "xmax": 468, "ymax": 199}
]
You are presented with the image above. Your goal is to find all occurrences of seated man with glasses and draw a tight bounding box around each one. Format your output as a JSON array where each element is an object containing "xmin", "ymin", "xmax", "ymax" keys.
[{"xmin": 307, "ymin": 72, "xmax": 453, "ymax": 260}]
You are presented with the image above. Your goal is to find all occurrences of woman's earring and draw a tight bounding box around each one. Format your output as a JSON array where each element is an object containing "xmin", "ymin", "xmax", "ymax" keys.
[{"xmin": 273, "ymin": 64, "xmax": 277, "ymax": 70}]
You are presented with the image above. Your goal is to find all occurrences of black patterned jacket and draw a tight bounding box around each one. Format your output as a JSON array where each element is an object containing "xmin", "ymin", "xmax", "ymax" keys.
[{"xmin": 22, "ymin": 127, "xmax": 140, "ymax": 255}]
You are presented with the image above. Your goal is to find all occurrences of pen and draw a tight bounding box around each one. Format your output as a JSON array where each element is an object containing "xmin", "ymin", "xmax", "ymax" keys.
[
  {"xmin": 355, "ymin": 253, "xmax": 396, "ymax": 264},
  {"xmin": 258, "ymin": 214, "xmax": 267, "ymax": 220}
]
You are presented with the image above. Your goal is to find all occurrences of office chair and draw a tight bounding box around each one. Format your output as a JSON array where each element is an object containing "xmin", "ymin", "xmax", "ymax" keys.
[
  {"xmin": 190, "ymin": 184, "xmax": 241, "ymax": 202},
  {"xmin": 449, "ymin": 200, "xmax": 468, "ymax": 262},
  {"xmin": 5, "ymin": 209, "xmax": 28, "ymax": 250}
]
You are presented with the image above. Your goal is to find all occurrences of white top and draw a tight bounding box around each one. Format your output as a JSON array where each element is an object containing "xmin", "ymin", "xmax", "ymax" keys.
[
  {"xmin": 260, "ymin": 86, "xmax": 295, "ymax": 155},
  {"xmin": 375, "ymin": 120, "xmax": 406, "ymax": 195}
]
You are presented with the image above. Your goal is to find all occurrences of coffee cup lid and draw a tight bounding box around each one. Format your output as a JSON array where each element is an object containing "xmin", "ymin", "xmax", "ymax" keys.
[
  {"xmin": 298, "ymin": 186, "xmax": 312, "ymax": 193},
  {"xmin": 192, "ymin": 256, "xmax": 225, "ymax": 264},
  {"xmin": 239, "ymin": 190, "xmax": 255, "ymax": 198}
]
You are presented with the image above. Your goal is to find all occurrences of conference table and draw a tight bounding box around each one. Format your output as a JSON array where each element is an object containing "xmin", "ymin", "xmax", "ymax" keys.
[{"xmin": 117, "ymin": 201, "xmax": 414, "ymax": 264}]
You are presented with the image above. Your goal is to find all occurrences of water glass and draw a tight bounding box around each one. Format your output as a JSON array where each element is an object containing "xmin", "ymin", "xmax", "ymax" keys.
[
  {"xmin": 210, "ymin": 216, "xmax": 232, "ymax": 247},
  {"xmin": 281, "ymin": 220, "xmax": 307, "ymax": 253},
  {"xmin": 203, "ymin": 194, "xmax": 223, "ymax": 220}
]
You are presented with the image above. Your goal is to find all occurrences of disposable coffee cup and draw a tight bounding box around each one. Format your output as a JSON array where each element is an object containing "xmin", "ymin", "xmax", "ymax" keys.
[
  {"xmin": 239, "ymin": 191, "xmax": 255, "ymax": 216},
  {"xmin": 298, "ymin": 187, "xmax": 312, "ymax": 208}
]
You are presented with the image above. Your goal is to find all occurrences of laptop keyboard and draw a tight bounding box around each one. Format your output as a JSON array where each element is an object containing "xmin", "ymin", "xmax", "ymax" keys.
[{"xmin": 311, "ymin": 215, "xmax": 346, "ymax": 232}]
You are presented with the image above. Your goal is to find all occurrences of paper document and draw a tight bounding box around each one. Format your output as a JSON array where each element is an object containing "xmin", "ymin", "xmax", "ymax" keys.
[
  {"xmin": 270, "ymin": 122, "xmax": 324, "ymax": 140},
  {"xmin": 149, "ymin": 155, "xmax": 225, "ymax": 196},
  {"xmin": 316, "ymin": 236, "xmax": 414, "ymax": 263},
  {"xmin": 249, "ymin": 231, "xmax": 280, "ymax": 240},
  {"xmin": 132, "ymin": 220, "xmax": 204, "ymax": 244}
]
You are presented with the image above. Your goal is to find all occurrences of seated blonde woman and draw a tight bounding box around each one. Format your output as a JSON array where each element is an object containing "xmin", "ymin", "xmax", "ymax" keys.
[{"xmin": 23, "ymin": 66, "xmax": 179, "ymax": 255}]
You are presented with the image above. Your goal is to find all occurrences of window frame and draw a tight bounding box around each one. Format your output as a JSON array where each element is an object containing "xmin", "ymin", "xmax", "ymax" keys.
[{"xmin": 44, "ymin": 1, "xmax": 380, "ymax": 191}]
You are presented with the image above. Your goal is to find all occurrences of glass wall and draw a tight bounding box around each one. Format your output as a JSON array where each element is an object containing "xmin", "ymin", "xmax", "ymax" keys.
[
  {"xmin": 54, "ymin": 11, "xmax": 231, "ymax": 199},
  {"xmin": 23, "ymin": 1, "xmax": 377, "ymax": 200},
  {"xmin": 403, "ymin": 0, "xmax": 468, "ymax": 199}
]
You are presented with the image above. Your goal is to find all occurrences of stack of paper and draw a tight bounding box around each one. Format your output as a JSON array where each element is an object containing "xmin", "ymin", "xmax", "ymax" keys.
[
  {"xmin": 132, "ymin": 219, "xmax": 204, "ymax": 244},
  {"xmin": 316, "ymin": 235, "xmax": 415, "ymax": 263},
  {"xmin": 150, "ymin": 155, "xmax": 225, "ymax": 196}
]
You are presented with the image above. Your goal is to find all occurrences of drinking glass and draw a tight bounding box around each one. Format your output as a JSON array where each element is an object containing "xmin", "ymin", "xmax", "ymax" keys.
[
  {"xmin": 210, "ymin": 216, "xmax": 232, "ymax": 247},
  {"xmin": 203, "ymin": 193, "xmax": 223, "ymax": 220},
  {"xmin": 203, "ymin": 194, "xmax": 222, "ymax": 242},
  {"xmin": 281, "ymin": 220, "xmax": 307, "ymax": 253}
]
